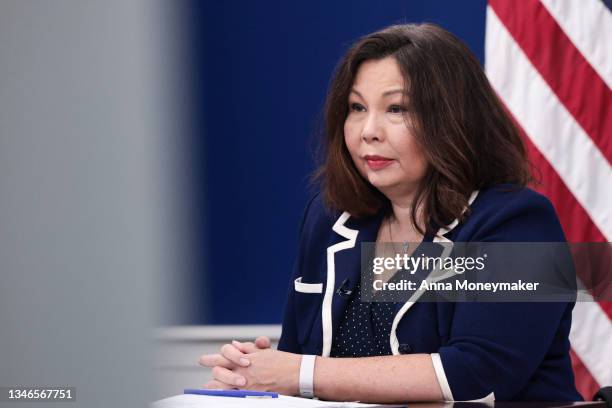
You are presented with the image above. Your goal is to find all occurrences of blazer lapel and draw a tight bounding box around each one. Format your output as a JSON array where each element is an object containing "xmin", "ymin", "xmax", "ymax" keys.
[
  {"xmin": 389, "ymin": 190, "xmax": 481, "ymax": 354},
  {"xmin": 320, "ymin": 211, "xmax": 383, "ymax": 357}
]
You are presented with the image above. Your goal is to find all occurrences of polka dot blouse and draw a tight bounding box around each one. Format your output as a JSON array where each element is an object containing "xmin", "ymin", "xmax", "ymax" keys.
[{"xmin": 329, "ymin": 279, "xmax": 399, "ymax": 357}]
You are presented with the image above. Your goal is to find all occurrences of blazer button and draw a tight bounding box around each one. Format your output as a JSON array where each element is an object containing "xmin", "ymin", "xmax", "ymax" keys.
[{"xmin": 398, "ymin": 343, "xmax": 413, "ymax": 354}]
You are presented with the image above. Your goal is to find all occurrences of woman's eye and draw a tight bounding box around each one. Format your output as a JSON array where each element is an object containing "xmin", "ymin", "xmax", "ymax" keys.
[
  {"xmin": 388, "ymin": 105, "xmax": 407, "ymax": 114},
  {"xmin": 349, "ymin": 102, "xmax": 365, "ymax": 112},
  {"xmin": 348, "ymin": 103, "xmax": 407, "ymax": 114}
]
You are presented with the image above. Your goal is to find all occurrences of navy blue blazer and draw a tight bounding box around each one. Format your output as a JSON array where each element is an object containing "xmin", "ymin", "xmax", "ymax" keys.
[{"xmin": 278, "ymin": 184, "xmax": 582, "ymax": 402}]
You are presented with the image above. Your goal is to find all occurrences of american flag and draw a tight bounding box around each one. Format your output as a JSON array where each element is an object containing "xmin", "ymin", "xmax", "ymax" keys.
[{"xmin": 485, "ymin": 0, "xmax": 612, "ymax": 399}]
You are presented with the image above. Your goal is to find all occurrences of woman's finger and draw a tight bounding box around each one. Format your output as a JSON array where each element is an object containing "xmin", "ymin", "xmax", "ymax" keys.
[
  {"xmin": 232, "ymin": 340, "xmax": 258, "ymax": 354},
  {"xmin": 255, "ymin": 336, "xmax": 271, "ymax": 349},
  {"xmin": 198, "ymin": 353, "xmax": 234, "ymax": 368},
  {"xmin": 211, "ymin": 366, "xmax": 247, "ymax": 387},
  {"xmin": 203, "ymin": 379, "xmax": 234, "ymax": 390},
  {"xmin": 231, "ymin": 337, "xmax": 270, "ymax": 355},
  {"xmin": 220, "ymin": 343, "xmax": 251, "ymax": 367}
]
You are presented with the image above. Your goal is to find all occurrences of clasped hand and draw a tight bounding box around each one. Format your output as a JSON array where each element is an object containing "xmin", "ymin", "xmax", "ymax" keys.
[{"xmin": 198, "ymin": 336, "xmax": 301, "ymax": 396}]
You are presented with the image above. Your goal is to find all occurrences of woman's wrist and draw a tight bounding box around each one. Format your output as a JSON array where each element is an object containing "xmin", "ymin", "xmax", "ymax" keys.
[{"xmin": 286, "ymin": 352, "xmax": 303, "ymax": 396}]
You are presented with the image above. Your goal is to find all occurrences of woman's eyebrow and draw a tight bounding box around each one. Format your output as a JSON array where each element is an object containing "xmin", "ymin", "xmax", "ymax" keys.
[
  {"xmin": 349, "ymin": 88, "xmax": 407, "ymax": 98},
  {"xmin": 381, "ymin": 89, "xmax": 406, "ymax": 97}
]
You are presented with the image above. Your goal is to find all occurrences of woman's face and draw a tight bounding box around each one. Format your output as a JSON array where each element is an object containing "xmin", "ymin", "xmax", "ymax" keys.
[{"xmin": 344, "ymin": 56, "xmax": 427, "ymax": 199}]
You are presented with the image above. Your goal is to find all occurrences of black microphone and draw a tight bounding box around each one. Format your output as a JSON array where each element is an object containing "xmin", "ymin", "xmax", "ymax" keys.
[{"xmin": 336, "ymin": 278, "xmax": 352, "ymax": 298}]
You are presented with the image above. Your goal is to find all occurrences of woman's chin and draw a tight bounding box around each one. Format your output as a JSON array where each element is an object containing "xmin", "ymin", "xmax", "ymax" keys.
[{"xmin": 366, "ymin": 176, "xmax": 399, "ymax": 192}]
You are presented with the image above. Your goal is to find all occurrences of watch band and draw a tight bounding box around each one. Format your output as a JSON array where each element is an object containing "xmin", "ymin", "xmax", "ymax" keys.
[{"xmin": 299, "ymin": 354, "xmax": 317, "ymax": 398}]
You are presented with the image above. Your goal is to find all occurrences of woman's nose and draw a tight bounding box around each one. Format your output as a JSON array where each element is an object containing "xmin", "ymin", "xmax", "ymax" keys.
[{"xmin": 361, "ymin": 113, "xmax": 384, "ymax": 142}]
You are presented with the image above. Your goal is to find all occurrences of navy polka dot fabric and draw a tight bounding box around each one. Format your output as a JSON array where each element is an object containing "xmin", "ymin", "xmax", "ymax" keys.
[{"xmin": 330, "ymin": 280, "xmax": 399, "ymax": 357}]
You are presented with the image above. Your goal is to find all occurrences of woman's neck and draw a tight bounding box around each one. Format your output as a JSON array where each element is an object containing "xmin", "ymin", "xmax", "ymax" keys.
[{"xmin": 386, "ymin": 192, "xmax": 425, "ymax": 242}]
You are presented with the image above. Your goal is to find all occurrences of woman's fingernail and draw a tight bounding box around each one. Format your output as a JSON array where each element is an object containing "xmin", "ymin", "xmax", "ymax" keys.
[
  {"xmin": 232, "ymin": 340, "xmax": 241, "ymax": 346},
  {"xmin": 239, "ymin": 358, "xmax": 250, "ymax": 366},
  {"xmin": 235, "ymin": 377, "xmax": 246, "ymax": 386}
]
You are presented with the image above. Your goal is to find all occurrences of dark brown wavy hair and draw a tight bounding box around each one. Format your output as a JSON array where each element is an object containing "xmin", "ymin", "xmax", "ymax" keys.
[{"xmin": 313, "ymin": 23, "xmax": 531, "ymax": 235}]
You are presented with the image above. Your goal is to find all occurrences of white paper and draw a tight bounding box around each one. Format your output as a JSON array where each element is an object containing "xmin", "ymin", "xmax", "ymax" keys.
[{"xmin": 151, "ymin": 394, "xmax": 379, "ymax": 408}]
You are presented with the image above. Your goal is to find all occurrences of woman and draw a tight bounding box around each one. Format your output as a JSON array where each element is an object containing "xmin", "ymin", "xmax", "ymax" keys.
[{"xmin": 198, "ymin": 23, "xmax": 581, "ymax": 402}]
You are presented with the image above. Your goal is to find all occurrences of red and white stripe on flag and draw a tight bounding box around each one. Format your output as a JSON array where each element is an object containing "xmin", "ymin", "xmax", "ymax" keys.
[{"xmin": 485, "ymin": 0, "xmax": 612, "ymax": 399}]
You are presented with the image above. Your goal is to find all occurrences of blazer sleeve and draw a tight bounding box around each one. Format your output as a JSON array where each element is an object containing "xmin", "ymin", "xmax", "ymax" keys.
[
  {"xmin": 434, "ymin": 190, "xmax": 574, "ymax": 401},
  {"xmin": 277, "ymin": 193, "xmax": 319, "ymax": 353}
]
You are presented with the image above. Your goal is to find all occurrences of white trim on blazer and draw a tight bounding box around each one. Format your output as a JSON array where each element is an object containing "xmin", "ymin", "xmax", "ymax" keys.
[
  {"xmin": 389, "ymin": 190, "xmax": 480, "ymax": 356},
  {"xmin": 320, "ymin": 191, "xmax": 479, "ymax": 359},
  {"xmin": 294, "ymin": 277, "xmax": 324, "ymax": 294},
  {"xmin": 321, "ymin": 211, "xmax": 358, "ymax": 357}
]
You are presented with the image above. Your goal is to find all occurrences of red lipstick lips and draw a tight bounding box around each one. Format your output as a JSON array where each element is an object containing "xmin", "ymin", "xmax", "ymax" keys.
[{"xmin": 364, "ymin": 155, "xmax": 394, "ymax": 170}]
